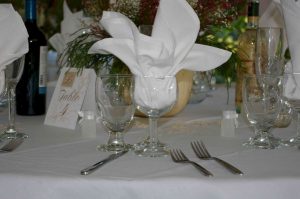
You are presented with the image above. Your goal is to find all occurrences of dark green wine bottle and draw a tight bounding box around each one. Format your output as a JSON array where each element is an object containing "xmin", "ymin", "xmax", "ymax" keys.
[{"xmin": 16, "ymin": 0, "xmax": 47, "ymax": 115}]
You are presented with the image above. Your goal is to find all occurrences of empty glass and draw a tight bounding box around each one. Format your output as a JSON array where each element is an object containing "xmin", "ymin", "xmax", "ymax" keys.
[
  {"xmin": 255, "ymin": 27, "xmax": 292, "ymax": 128},
  {"xmin": 134, "ymin": 76, "xmax": 177, "ymax": 157},
  {"xmin": 255, "ymin": 27, "xmax": 284, "ymax": 76},
  {"xmin": 95, "ymin": 74, "xmax": 135, "ymax": 152},
  {"xmin": 0, "ymin": 56, "xmax": 27, "ymax": 141},
  {"xmin": 243, "ymin": 75, "xmax": 282, "ymax": 149}
]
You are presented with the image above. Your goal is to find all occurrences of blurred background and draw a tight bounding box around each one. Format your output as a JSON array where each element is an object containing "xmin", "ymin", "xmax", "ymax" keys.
[{"xmin": 0, "ymin": 0, "xmax": 82, "ymax": 40}]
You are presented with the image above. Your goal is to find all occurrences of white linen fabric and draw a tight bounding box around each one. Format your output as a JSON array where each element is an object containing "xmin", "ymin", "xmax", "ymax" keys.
[
  {"xmin": 0, "ymin": 4, "xmax": 28, "ymax": 93},
  {"xmin": 88, "ymin": 0, "xmax": 231, "ymax": 109},
  {"xmin": 281, "ymin": 0, "xmax": 300, "ymax": 99},
  {"xmin": 49, "ymin": 1, "xmax": 92, "ymax": 55},
  {"xmin": 281, "ymin": 0, "xmax": 300, "ymax": 72}
]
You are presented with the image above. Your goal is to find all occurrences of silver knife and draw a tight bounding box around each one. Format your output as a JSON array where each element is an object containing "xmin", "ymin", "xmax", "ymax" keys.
[{"xmin": 80, "ymin": 150, "xmax": 128, "ymax": 175}]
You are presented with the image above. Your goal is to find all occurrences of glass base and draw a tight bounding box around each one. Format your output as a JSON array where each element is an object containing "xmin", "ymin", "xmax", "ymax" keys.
[
  {"xmin": 134, "ymin": 140, "xmax": 169, "ymax": 157},
  {"xmin": 281, "ymin": 136, "xmax": 300, "ymax": 147},
  {"xmin": 97, "ymin": 143, "xmax": 133, "ymax": 152},
  {"xmin": 0, "ymin": 130, "xmax": 28, "ymax": 141},
  {"xmin": 243, "ymin": 133, "xmax": 281, "ymax": 149},
  {"xmin": 134, "ymin": 136, "xmax": 167, "ymax": 148}
]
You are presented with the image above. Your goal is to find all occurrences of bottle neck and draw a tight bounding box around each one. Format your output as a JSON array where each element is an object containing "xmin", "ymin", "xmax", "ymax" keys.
[
  {"xmin": 25, "ymin": 0, "xmax": 37, "ymax": 23},
  {"xmin": 247, "ymin": 0, "xmax": 259, "ymax": 29}
]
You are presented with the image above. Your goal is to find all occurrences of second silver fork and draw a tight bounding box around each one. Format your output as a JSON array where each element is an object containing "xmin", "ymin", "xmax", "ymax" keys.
[
  {"xmin": 191, "ymin": 141, "xmax": 243, "ymax": 175},
  {"xmin": 170, "ymin": 149, "xmax": 213, "ymax": 177}
]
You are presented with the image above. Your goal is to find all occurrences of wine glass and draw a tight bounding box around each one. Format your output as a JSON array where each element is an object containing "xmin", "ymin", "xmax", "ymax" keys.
[
  {"xmin": 95, "ymin": 74, "xmax": 135, "ymax": 152},
  {"xmin": 134, "ymin": 75, "xmax": 177, "ymax": 157},
  {"xmin": 255, "ymin": 27, "xmax": 293, "ymax": 128},
  {"xmin": 255, "ymin": 27, "xmax": 284, "ymax": 76},
  {"xmin": 0, "ymin": 56, "xmax": 27, "ymax": 141},
  {"xmin": 282, "ymin": 73, "xmax": 300, "ymax": 146},
  {"xmin": 243, "ymin": 75, "xmax": 282, "ymax": 149}
]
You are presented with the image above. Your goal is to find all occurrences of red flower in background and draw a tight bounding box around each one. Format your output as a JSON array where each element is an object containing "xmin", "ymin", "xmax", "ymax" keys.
[
  {"xmin": 195, "ymin": 0, "xmax": 246, "ymax": 31},
  {"xmin": 138, "ymin": 0, "xmax": 159, "ymax": 25}
]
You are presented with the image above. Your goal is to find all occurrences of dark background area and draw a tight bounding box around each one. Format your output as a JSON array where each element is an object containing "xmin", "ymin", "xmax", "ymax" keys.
[{"xmin": 0, "ymin": 0, "xmax": 82, "ymax": 39}]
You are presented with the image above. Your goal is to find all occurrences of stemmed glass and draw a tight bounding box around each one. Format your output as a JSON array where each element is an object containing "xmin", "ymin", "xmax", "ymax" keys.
[
  {"xmin": 255, "ymin": 27, "xmax": 293, "ymax": 128},
  {"xmin": 282, "ymin": 73, "xmax": 300, "ymax": 146},
  {"xmin": 243, "ymin": 75, "xmax": 282, "ymax": 149},
  {"xmin": 255, "ymin": 27, "xmax": 284, "ymax": 76},
  {"xmin": 0, "ymin": 56, "xmax": 27, "ymax": 141},
  {"xmin": 134, "ymin": 76, "xmax": 177, "ymax": 157},
  {"xmin": 95, "ymin": 74, "xmax": 135, "ymax": 152}
]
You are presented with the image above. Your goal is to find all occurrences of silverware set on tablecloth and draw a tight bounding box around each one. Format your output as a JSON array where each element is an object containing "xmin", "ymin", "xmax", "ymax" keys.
[
  {"xmin": 81, "ymin": 140, "xmax": 243, "ymax": 176},
  {"xmin": 170, "ymin": 140, "xmax": 243, "ymax": 176}
]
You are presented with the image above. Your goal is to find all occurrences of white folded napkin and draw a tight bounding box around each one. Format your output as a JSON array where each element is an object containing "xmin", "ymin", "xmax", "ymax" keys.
[
  {"xmin": 49, "ymin": 1, "xmax": 92, "ymax": 55},
  {"xmin": 88, "ymin": 0, "xmax": 231, "ymax": 110},
  {"xmin": 280, "ymin": 0, "xmax": 300, "ymax": 99},
  {"xmin": 0, "ymin": 4, "xmax": 28, "ymax": 93},
  {"xmin": 281, "ymin": 0, "xmax": 300, "ymax": 72}
]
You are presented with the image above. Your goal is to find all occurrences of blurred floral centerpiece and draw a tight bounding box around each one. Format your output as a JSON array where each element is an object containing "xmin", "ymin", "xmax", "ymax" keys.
[{"xmin": 58, "ymin": 0, "xmax": 247, "ymax": 78}]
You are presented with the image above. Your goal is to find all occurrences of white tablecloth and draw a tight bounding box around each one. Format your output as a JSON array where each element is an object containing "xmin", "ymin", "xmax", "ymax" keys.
[{"xmin": 0, "ymin": 84, "xmax": 300, "ymax": 199}]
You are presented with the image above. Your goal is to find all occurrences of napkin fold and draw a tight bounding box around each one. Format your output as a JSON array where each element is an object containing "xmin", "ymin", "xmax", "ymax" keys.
[
  {"xmin": 0, "ymin": 4, "xmax": 28, "ymax": 93},
  {"xmin": 88, "ymin": 0, "xmax": 231, "ymax": 76},
  {"xmin": 281, "ymin": 0, "xmax": 300, "ymax": 72},
  {"xmin": 281, "ymin": 0, "xmax": 300, "ymax": 99},
  {"xmin": 88, "ymin": 0, "xmax": 231, "ymax": 109},
  {"xmin": 49, "ymin": 1, "xmax": 92, "ymax": 55}
]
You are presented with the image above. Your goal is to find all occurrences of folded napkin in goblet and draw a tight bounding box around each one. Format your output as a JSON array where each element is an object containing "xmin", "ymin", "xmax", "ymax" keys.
[
  {"xmin": 0, "ymin": 4, "xmax": 28, "ymax": 93},
  {"xmin": 88, "ymin": 0, "xmax": 231, "ymax": 109}
]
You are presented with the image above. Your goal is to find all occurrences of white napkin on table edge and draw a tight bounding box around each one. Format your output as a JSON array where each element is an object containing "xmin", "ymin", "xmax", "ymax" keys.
[{"xmin": 0, "ymin": 4, "xmax": 28, "ymax": 93}]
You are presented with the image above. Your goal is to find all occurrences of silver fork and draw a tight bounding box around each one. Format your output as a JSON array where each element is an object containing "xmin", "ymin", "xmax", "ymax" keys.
[
  {"xmin": 170, "ymin": 149, "xmax": 213, "ymax": 176},
  {"xmin": 0, "ymin": 138, "xmax": 24, "ymax": 153},
  {"xmin": 191, "ymin": 140, "xmax": 243, "ymax": 175}
]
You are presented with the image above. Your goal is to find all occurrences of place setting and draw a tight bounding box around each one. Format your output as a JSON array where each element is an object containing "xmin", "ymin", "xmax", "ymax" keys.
[
  {"xmin": 44, "ymin": 0, "xmax": 300, "ymax": 178},
  {"xmin": 3, "ymin": 0, "xmax": 300, "ymax": 198}
]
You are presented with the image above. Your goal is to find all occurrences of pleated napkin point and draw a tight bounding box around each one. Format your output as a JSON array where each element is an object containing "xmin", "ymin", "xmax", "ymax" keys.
[{"xmin": 0, "ymin": 4, "xmax": 28, "ymax": 93}]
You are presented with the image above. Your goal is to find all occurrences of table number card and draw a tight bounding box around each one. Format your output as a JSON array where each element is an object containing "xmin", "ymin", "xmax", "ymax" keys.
[{"xmin": 44, "ymin": 67, "xmax": 95, "ymax": 130}]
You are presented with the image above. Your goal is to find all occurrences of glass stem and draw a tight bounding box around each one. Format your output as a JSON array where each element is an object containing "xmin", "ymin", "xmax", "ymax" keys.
[
  {"xmin": 7, "ymin": 86, "xmax": 16, "ymax": 133},
  {"xmin": 107, "ymin": 131, "xmax": 124, "ymax": 145},
  {"xmin": 149, "ymin": 116, "xmax": 158, "ymax": 144}
]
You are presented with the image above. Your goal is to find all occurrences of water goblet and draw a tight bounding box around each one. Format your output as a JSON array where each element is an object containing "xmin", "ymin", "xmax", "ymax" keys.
[
  {"xmin": 243, "ymin": 75, "xmax": 282, "ymax": 149},
  {"xmin": 134, "ymin": 75, "xmax": 177, "ymax": 157},
  {"xmin": 95, "ymin": 74, "xmax": 135, "ymax": 152},
  {"xmin": 0, "ymin": 56, "xmax": 27, "ymax": 141},
  {"xmin": 255, "ymin": 27, "xmax": 293, "ymax": 128},
  {"xmin": 282, "ymin": 73, "xmax": 300, "ymax": 146}
]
